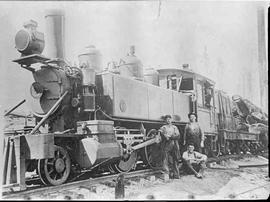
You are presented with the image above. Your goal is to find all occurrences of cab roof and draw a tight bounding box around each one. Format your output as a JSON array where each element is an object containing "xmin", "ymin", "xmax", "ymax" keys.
[{"xmin": 157, "ymin": 68, "xmax": 215, "ymax": 86}]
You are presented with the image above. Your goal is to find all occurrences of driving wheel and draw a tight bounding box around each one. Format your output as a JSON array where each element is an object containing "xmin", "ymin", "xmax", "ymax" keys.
[
  {"xmin": 144, "ymin": 129, "xmax": 163, "ymax": 169},
  {"xmin": 113, "ymin": 151, "xmax": 137, "ymax": 173},
  {"xmin": 38, "ymin": 145, "xmax": 71, "ymax": 186}
]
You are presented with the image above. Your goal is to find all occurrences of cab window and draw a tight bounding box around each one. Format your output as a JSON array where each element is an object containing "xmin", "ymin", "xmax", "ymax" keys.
[
  {"xmin": 167, "ymin": 75, "xmax": 177, "ymax": 90},
  {"xmin": 204, "ymin": 87, "xmax": 213, "ymax": 108},
  {"xmin": 179, "ymin": 78, "xmax": 193, "ymax": 91}
]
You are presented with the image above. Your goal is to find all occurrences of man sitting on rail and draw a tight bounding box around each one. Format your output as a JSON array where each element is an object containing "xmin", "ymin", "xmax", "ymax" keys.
[{"xmin": 182, "ymin": 143, "xmax": 207, "ymax": 179}]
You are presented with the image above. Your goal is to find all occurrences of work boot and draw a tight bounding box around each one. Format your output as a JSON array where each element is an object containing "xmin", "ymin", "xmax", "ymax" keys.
[
  {"xmin": 195, "ymin": 173, "xmax": 203, "ymax": 179},
  {"xmin": 173, "ymin": 175, "xmax": 180, "ymax": 179}
]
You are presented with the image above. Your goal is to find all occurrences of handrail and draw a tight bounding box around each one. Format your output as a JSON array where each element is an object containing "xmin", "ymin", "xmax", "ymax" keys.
[{"xmin": 4, "ymin": 100, "xmax": 26, "ymax": 116}]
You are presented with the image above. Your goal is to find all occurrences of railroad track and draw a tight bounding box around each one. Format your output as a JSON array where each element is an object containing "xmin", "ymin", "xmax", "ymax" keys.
[
  {"xmin": 3, "ymin": 152, "xmax": 268, "ymax": 199},
  {"xmin": 3, "ymin": 168, "xmax": 162, "ymax": 199},
  {"xmin": 208, "ymin": 151, "xmax": 268, "ymax": 163},
  {"xmin": 207, "ymin": 153, "xmax": 255, "ymax": 163}
]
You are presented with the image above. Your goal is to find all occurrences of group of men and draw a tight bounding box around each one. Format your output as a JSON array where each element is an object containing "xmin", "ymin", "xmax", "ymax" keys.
[{"xmin": 158, "ymin": 113, "xmax": 207, "ymax": 179}]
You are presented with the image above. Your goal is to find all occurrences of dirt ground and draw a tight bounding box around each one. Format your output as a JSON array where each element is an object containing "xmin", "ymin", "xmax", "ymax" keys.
[
  {"xmin": 125, "ymin": 156, "xmax": 269, "ymax": 200},
  {"xmin": 44, "ymin": 155, "xmax": 269, "ymax": 200},
  {"xmin": 3, "ymin": 156, "xmax": 268, "ymax": 200}
]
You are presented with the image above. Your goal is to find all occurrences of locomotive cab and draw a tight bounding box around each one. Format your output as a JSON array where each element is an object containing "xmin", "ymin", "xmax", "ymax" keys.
[
  {"xmin": 157, "ymin": 66, "xmax": 213, "ymax": 118},
  {"xmin": 157, "ymin": 65, "xmax": 216, "ymax": 129},
  {"xmin": 157, "ymin": 65, "xmax": 219, "ymax": 156}
]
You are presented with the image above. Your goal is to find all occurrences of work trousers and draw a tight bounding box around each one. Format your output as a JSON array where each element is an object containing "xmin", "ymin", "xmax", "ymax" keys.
[
  {"xmin": 182, "ymin": 160, "xmax": 206, "ymax": 175},
  {"xmin": 162, "ymin": 141, "xmax": 180, "ymax": 178}
]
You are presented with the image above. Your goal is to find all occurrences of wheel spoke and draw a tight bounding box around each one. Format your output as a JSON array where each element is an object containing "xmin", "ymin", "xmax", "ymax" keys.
[
  {"xmin": 53, "ymin": 173, "xmax": 58, "ymax": 180},
  {"xmin": 58, "ymin": 172, "xmax": 63, "ymax": 178},
  {"xmin": 47, "ymin": 161, "xmax": 54, "ymax": 166},
  {"xmin": 48, "ymin": 169, "xmax": 54, "ymax": 175},
  {"xmin": 56, "ymin": 150, "xmax": 60, "ymax": 158},
  {"xmin": 148, "ymin": 155, "xmax": 152, "ymax": 162}
]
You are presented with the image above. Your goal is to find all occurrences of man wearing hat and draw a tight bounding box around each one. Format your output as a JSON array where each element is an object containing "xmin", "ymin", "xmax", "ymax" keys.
[
  {"xmin": 159, "ymin": 115, "xmax": 181, "ymax": 179},
  {"xmin": 182, "ymin": 143, "xmax": 207, "ymax": 179},
  {"xmin": 183, "ymin": 112, "xmax": 205, "ymax": 153}
]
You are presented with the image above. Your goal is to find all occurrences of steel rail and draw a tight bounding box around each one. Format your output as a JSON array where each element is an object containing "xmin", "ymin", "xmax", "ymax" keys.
[
  {"xmin": 238, "ymin": 163, "xmax": 268, "ymax": 168},
  {"xmin": 3, "ymin": 169, "xmax": 162, "ymax": 199},
  {"xmin": 3, "ymin": 153, "xmax": 268, "ymax": 199},
  {"xmin": 206, "ymin": 153, "xmax": 256, "ymax": 163}
]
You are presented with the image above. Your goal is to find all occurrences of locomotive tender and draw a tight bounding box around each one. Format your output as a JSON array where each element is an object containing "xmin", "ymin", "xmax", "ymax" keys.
[{"xmin": 3, "ymin": 10, "xmax": 267, "ymax": 190}]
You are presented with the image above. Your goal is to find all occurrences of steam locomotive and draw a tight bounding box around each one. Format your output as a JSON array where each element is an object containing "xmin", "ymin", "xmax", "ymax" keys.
[{"xmin": 3, "ymin": 10, "xmax": 268, "ymax": 190}]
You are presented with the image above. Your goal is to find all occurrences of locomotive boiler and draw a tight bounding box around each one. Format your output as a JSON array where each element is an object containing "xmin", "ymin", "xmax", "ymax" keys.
[{"xmin": 3, "ymin": 9, "xmax": 268, "ymax": 191}]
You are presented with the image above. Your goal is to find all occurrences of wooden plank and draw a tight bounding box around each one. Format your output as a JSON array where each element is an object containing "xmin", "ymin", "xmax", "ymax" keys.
[
  {"xmin": 2, "ymin": 183, "xmax": 19, "ymax": 189},
  {"xmin": 6, "ymin": 140, "xmax": 14, "ymax": 185},
  {"xmin": 2, "ymin": 137, "xmax": 10, "ymax": 185},
  {"xmin": 238, "ymin": 163, "xmax": 268, "ymax": 168},
  {"xmin": 14, "ymin": 136, "xmax": 26, "ymax": 190}
]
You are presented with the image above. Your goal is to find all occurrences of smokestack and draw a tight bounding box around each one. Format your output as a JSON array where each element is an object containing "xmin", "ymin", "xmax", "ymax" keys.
[{"xmin": 44, "ymin": 9, "xmax": 65, "ymax": 59}]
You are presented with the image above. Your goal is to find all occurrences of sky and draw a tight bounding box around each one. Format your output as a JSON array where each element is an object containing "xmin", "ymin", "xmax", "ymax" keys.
[{"xmin": 0, "ymin": 0, "xmax": 268, "ymax": 114}]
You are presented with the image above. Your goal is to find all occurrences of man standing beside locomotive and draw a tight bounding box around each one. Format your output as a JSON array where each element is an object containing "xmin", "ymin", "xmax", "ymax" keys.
[
  {"xmin": 159, "ymin": 115, "xmax": 181, "ymax": 179},
  {"xmin": 183, "ymin": 112, "xmax": 205, "ymax": 153}
]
